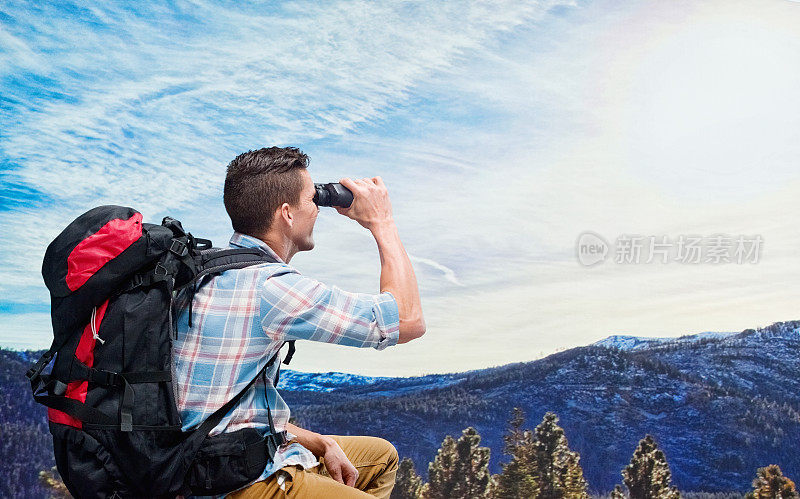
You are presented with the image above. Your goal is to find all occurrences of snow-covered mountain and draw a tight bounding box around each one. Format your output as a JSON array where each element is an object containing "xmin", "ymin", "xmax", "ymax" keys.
[
  {"xmin": 277, "ymin": 371, "xmax": 384, "ymax": 392},
  {"xmin": 592, "ymin": 330, "xmax": 739, "ymax": 351},
  {"xmin": 278, "ymin": 369, "xmax": 468, "ymax": 396}
]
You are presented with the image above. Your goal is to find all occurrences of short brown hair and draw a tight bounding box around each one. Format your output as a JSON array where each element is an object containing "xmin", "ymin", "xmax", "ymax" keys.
[{"xmin": 223, "ymin": 147, "xmax": 309, "ymax": 235}]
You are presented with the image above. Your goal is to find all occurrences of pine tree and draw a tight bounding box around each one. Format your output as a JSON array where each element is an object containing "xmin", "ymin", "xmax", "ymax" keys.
[
  {"xmin": 486, "ymin": 475, "xmax": 499, "ymax": 499},
  {"xmin": 427, "ymin": 427, "xmax": 492, "ymax": 499},
  {"xmin": 427, "ymin": 435, "xmax": 457, "ymax": 499},
  {"xmin": 38, "ymin": 467, "xmax": 70, "ymax": 499},
  {"xmin": 534, "ymin": 412, "xmax": 588, "ymax": 499},
  {"xmin": 535, "ymin": 412, "xmax": 565, "ymax": 498},
  {"xmin": 561, "ymin": 451, "xmax": 589, "ymax": 499},
  {"xmin": 392, "ymin": 458, "xmax": 425, "ymax": 499},
  {"xmin": 494, "ymin": 408, "xmax": 539, "ymax": 498},
  {"xmin": 610, "ymin": 484, "xmax": 626, "ymax": 499},
  {"xmin": 622, "ymin": 435, "xmax": 680, "ymax": 499},
  {"xmin": 748, "ymin": 464, "xmax": 799, "ymax": 499}
]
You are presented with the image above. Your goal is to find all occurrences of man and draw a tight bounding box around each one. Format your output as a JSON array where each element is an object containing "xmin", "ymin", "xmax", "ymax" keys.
[{"xmin": 173, "ymin": 146, "xmax": 425, "ymax": 498}]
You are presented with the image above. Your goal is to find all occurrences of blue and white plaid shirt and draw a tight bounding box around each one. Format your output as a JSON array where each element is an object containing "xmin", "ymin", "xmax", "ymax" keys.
[{"xmin": 173, "ymin": 232, "xmax": 400, "ymax": 491}]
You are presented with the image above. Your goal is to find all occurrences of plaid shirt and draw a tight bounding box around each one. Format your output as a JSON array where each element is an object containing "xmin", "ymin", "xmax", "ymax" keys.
[{"xmin": 173, "ymin": 232, "xmax": 400, "ymax": 491}]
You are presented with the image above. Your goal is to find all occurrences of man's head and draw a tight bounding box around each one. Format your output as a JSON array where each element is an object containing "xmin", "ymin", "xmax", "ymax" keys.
[{"xmin": 224, "ymin": 147, "xmax": 319, "ymax": 260}]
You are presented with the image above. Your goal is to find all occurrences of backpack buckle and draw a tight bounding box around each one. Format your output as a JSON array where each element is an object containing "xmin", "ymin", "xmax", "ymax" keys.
[
  {"xmin": 194, "ymin": 237, "xmax": 213, "ymax": 251},
  {"xmin": 25, "ymin": 365, "xmax": 41, "ymax": 382},
  {"xmin": 276, "ymin": 430, "xmax": 288, "ymax": 446},
  {"xmin": 26, "ymin": 351, "xmax": 54, "ymax": 382},
  {"xmin": 266, "ymin": 430, "xmax": 289, "ymax": 458},
  {"xmin": 93, "ymin": 369, "xmax": 122, "ymax": 387},
  {"xmin": 170, "ymin": 239, "xmax": 189, "ymax": 257}
]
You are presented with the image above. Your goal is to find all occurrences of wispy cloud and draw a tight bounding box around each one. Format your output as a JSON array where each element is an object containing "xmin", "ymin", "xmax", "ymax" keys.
[
  {"xmin": 0, "ymin": 0, "xmax": 568, "ymax": 302},
  {"xmin": 3, "ymin": 0, "xmax": 800, "ymax": 376},
  {"xmin": 409, "ymin": 255, "xmax": 464, "ymax": 287}
]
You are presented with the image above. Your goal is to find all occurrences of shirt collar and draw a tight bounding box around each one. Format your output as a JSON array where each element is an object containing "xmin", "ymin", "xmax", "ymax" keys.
[{"xmin": 229, "ymin": 232, "xmax": 285, "ymax": 264}]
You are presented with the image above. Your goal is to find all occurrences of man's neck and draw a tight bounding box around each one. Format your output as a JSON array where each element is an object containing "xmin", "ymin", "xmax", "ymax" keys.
[{"xmin": 258, "ymin": 232, "xmax": 294, "ymax": 263}]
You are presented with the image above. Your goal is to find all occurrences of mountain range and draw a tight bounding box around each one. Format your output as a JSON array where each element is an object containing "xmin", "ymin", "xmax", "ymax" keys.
[
  {"xmin": 1, "ymin": 320, "xmax": 798, "ymax": 496},
  {"xmin": 279, "ymin": 321, "xmax": 800, "ymax": 493}
]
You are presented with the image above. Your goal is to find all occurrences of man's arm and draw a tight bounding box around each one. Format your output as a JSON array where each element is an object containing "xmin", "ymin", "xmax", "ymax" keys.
[
  {"xmin": 285, "ymin": 422, "xmax": 358, "ymax": 486},
  {"xmin": 337, "ymin": 177, "xmax": 425, "ymax": 343}
]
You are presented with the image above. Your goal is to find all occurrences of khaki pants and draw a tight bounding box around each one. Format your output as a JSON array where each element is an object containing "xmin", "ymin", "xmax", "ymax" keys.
[{"xmin": 228, "ymin": 435, "xmax": 399, "ymax": 499}]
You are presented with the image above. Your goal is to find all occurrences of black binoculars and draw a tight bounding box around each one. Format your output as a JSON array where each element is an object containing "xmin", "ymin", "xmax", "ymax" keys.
[{"xmin": 313, "ymin": 183, "xmax": 354, "ymax": 208}]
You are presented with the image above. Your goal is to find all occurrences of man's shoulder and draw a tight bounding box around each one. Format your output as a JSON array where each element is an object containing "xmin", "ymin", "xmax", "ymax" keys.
[
  {"xmin": 203, "ymin": 260, "xmax": 306, "ymax": 298},
  {"xmin": 215, "ymin": 259, "xmax": 299, "ymax": 280}
]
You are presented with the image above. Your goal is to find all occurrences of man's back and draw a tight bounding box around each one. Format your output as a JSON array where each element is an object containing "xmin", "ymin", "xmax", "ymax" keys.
[{"xmin": 173, "ymin": 232, "xmax": 401, "ymax": 485}]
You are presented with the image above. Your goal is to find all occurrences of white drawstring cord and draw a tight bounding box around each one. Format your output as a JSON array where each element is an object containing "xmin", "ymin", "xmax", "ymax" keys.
[{"xmin": 91, "ymin": 306, "xmax": 105, "ymax": 345}]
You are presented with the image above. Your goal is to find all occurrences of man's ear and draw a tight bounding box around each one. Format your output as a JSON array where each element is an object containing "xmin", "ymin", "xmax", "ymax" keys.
[{"xmin": 279, "ymin": 202, "xmax": 293, "ymax": 228}]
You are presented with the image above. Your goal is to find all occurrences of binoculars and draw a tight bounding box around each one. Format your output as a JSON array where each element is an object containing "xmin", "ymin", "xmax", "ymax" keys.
[{"xmin": 313, "ymin": 183, "xmax": 354, "ymax": 208}]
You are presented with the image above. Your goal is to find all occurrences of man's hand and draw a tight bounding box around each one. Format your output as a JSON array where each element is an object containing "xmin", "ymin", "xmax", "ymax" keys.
[
  {"xmin": 284, "ymin": 423, "xmax": 359, "ymax": 487},
  {"xmin": 336, "ymin": 177, "xmax": 394, "ymax": 230},
  {"xmin": 321, "ymin": 438, "xmax": 359, "ymax": 487}
]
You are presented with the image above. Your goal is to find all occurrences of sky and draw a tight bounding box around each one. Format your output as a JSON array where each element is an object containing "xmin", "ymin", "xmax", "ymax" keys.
[{"xmin": 1, "ymin": 0, "xmax": 799, "ymax": 376}]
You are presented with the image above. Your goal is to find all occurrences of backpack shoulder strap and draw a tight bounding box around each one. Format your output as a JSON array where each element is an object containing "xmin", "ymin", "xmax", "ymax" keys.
[
  {"xmin": 195, "ymin": 248, "xmax": 296, "ymax": 368},
  {"xmin": 187, "ymin": 248, "xmax": 279, "ymax": 288},
  {"xmin": 186, "ymin": 246, "xmax": 297, "ymax": 430}
]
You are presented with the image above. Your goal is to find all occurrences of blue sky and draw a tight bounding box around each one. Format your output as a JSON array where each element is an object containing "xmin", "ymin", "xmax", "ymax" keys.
[{"xmin": 2, "ymin": 0, "xmax": 799, "ymax": 375}]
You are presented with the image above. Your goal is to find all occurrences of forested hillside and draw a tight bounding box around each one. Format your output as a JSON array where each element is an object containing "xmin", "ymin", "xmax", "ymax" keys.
[
  {"xmin": 282, "ymin": 321, "xmax": 800, "ymax": 492},
  {"xmin": 0, "ymin": 350, "xmax": 55, "ymax": 498},
  {"xmin": 2, "ymin": 321, "xmax": 797, "ymax": 496}
]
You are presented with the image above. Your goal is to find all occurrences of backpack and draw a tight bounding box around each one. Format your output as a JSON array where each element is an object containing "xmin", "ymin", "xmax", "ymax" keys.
[{"xmin": 25, "ymin": 205, "xmax": 296, "ymax": 498}]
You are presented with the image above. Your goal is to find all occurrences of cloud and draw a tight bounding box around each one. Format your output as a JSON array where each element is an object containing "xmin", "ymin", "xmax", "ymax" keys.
[
  {"xmin": 409, "ymin": 254, "xmax": 464, "ymax": 287},
  {"xmin": 4, "ymin": 0, "xmax": 800, "ymax": 377},
  {"xmin": 0, "ymin": 0, "xmax": 570, "ymax": 302}
]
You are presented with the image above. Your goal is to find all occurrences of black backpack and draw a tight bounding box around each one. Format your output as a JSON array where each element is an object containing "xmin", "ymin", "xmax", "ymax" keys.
[{"xmin": 26, "ymin": 205, "xmax": 296, "ymax": 498}]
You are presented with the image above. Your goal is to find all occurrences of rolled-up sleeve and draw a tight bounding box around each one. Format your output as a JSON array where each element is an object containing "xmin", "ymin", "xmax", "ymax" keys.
[{"xmin": 259, "ymin": 270, "xmax": 400, "ymax": 350}]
